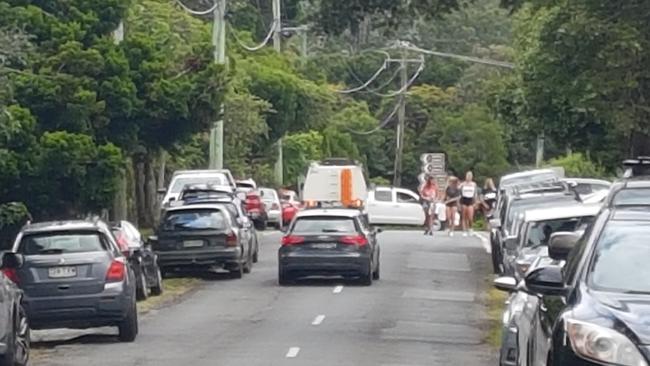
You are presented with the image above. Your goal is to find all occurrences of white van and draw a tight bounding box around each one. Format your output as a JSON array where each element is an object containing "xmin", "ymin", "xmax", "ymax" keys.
[
  {"xmin": 302, "ymin": 159, "xmax": 368, "ymax": 206},
  {"xmin": 160, "ymin": 169, "xmax": 236, "ymax": 206}
]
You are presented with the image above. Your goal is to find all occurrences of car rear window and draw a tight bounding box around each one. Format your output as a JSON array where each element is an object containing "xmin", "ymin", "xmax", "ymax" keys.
[
  {"xmin": 163, "ymin": 209, "xmax": 227, "ymax": 231},
  {"xmin": 613, "ymin": 188, "xmax": 650, "ymax": 206},
  {"xmin": 292, "ymin": 217, "xmax": 357, "ymax": 234},
  {"xmin": 171, "ymin": 176, "xmax": 227, "ymax": 193},
  {"xmin": 19, "ymin": 232, "xmax": 106, "ymax": 255}
]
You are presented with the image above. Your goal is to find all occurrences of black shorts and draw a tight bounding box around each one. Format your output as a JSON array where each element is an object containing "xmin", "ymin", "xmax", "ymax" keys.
[{"xmin": 461, "ymin": 197, "xmax": 475, "ymax": 206}]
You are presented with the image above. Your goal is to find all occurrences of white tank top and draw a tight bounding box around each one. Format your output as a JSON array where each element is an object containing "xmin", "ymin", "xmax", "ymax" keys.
[{"xmin": 461, "ymin": 183, "xmax": 476, "ymax": 198}]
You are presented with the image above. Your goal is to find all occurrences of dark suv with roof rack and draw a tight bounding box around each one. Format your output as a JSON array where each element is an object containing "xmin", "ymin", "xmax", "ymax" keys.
[{"xmin": 603, "ymin": 156, "xmax": 650, "ymax": 208}]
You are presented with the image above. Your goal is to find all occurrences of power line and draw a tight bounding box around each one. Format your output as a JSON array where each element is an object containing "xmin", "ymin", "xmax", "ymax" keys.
[
  {"xmin": 373, "ymin": 59, "xmax": 424, "ymax": 98},
  {"xmin": 175, "ymin": 0, "xmax": 219, "ymax": 16},
  {"xmin": 345, "ymin": 96, "xmax": 403, "ymax": 135},
  {"xmin": 228, "ymin": 20, "xmax": 278, "ymax": 51},
  {"xmin": 337, "ymin": 59, "xmax": 388, "ymax": 94},
  {"xmin": 401, "ymin": 41, "xmax": 515, "ymax": 69},
  {"xmin": 345, "ymin": 62, "xmax": 404, "ymax": 94}
]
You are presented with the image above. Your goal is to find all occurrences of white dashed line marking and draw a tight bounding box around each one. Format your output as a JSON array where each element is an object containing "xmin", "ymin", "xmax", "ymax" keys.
[
  {"xmin": 333, "ymin": 285, "xmax": 343, "ymax": 294},
  {"xmin": 474, "ymin": 232, "xmax": 491, "ymax": 254},
  {"xmin": 286, "ymin": 347, "xmax": 300, "ymax": 358},
  {"xmin": 312, "ymin": 315, "xmax": 326, "ymax": 326}
]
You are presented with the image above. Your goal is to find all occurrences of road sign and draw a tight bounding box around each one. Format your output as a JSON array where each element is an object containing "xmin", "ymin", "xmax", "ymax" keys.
[
  {"xmin": 420, "ymin": 153, "xmax": 445, "ymax": 166},
  {"xmin": 422, "ymin": 163, "xmax": 445, "ymax": 175}
]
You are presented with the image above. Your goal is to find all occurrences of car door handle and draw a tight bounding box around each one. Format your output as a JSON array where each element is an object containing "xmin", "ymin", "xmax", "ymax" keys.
[{"xmin": 58, "ymin": 285, "xmax": 70, "ymax": 290}]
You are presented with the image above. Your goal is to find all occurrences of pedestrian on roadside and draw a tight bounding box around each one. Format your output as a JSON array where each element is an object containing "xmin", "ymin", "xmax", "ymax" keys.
[
  {"xmin": 460, "ymin": 171, "xmax": 478, "ymax": 236},
  {"xmin": 481, "ymin": 178, "xmax": 498, "ymax": 217},
  {"xmin": 443, "ymin": 176, "xmax": 461, "ymax": 236},
  {"xmin": 419, "ymin": 176, "xmax": 438, "ymax": 236}
]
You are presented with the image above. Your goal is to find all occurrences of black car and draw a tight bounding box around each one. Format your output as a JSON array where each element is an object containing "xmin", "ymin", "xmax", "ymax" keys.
[
  {"xmin": 111, "ymin": 221, "xmax": 163, "ymax": 301},
  {"xmin": 490, "ymin": 182, "xmax": 581, "ymax": 274},
  {"xmin": 11, "ymin": 219, "xmax": 138, "ymax": 342},
  {"xmin": 278, "ymin": 208, "xmax": 381, "ymax": 286},
  {"xmin": 0, "ymin": 253, "xmax": 29, "ymax": 366},
  {"xmin": 603, "ymin": 157, "xmax": 650, "ymax": 208},
  {"xmin": 151, "ymin": 204, "xmax": 253, "ymax": 278},
  {"xmin": 520, "ymin": 205, "xmax": 650, "ymax": 366}
]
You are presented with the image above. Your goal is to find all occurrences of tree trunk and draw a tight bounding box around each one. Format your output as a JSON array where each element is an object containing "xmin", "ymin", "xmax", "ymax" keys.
[
  {"xmin": 135, "ymin": 159, "xmax": 146, "ymax": 227},
  {"xmin": 112, "ymin": 167, "xmax": 128, "ymax": 222},
  {"xmin": 143, "ymin": 154, "xmax": 156, "ymax": 229}
]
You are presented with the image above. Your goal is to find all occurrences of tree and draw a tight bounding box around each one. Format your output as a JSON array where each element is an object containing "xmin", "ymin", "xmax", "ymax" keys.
[{"xmin": 547, "ymin": 153, "xmax": 607, "ymax": 179}]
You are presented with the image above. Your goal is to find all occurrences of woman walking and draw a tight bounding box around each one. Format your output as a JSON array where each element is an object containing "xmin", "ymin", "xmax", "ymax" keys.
[
  {"xmin": 481, "ymin": 178, "xmax": 498, "ymax": 216},
  {"xmin": 443, "ymin": 176, "xmax": 461, "ymax": 236},
  {"xmin": 419, "ymin": 176, "xmax": 438, "ymax": 235},
  {"xmin": 460, "ymin": 171, "xmax": 478, "ymax": 236}
]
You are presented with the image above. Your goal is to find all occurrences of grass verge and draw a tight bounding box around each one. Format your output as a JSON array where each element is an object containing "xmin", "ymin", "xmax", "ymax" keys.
[
  {"xmin": 486, "ymin": 286, "xmax": 508, "ymax": 348},
  {"xmin": 138, "ymin": 277, "xmax": 201, "ymax": 314}
]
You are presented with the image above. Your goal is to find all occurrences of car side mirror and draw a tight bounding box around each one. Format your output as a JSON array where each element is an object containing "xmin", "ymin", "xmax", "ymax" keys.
[
  {"xmin": 375, "ymin": 227, "xmax": 383, "ymax": 234},
  {"xmin": 1, "ymin": 253, "xmax": 24, "ymax": 270},
  {"xmin": 489, "ymin": 218, "xmax": 502, "ymax": 229},
  {"xmin": 548, "ymin": 232, "xmax": 580, "ymax": 261},
  {"xmin": 523, "ymin": 265, "xmax": 567, "ymax": 296},
  {"xmin": 504, "ymin": 235, "xmax": 519, "ymax": 251},
  {"xmin": 493, "ymin": 276, "xmax": 517, "ymax": 293}
]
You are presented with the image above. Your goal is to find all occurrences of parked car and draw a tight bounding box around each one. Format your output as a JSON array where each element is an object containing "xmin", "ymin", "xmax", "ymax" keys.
[
  {"xmin": 245, "ymin": 191, "xmax": 267, "ymax": 230},
  {"xmin": 235, "ymin": 179, "xmax": 257, "ymax": 193},
  {"xmin": 515, "ymin": 204, "xmax": 650, "ymax": 366},
  {"xmin": 111, "ymin": 221, "xmax": 163, "ymax": 301},
  {"xmin": 279, "ymin": 189, "xmax": 300, "ymax": 204},
  {"xmin": 184, "ymin": 196, "xmax": 259, "ymax": 264},
  {"xmin": 0, "ymin": 252, "xmax": 29, "ymax": 366},
  {"xmin": 178, "ymin": 184, "xmax": 234, "ymax": 203},
  {"xmin": 258, "ymin": 188, "xmax": 282, "ymax": 229},
  {"xmin": 490, "ymin": 182, "xmax": 581, "ymax": 274},
  {"xmin": 151, "ymin": 204, "xmax": 253, "ymax": 278},
  {"xmin": 11, "ymin": 219, "xmax": 138, "ymax": 342},
  {"xmin": 367, "ymin": 186, "xmax": 425, "ymax": 226},
  {"xmin": 281, "ymin": 201, "xmax": 299, "ymax": 228},
  {"xmin": 159, "ymin": 169, "xmax": 236, "ymax": 206},
  {"xmin": 500, "ymin": 202, "xmax": 600, "ymax": 278},
  {"xmin": 603, "ymin": 156, "xmax": 650, "ymax": 207},
  {"xmin": 278, "ymin": 208, "xmax": 381, "ymax": 286}
]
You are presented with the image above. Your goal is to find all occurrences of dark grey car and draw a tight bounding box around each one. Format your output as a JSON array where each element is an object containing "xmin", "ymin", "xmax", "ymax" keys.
[
  {"xmin": 0, "ymin": 253, "xmax": 29, "ymax": 366},
  {"xmin": 278, "ymin": 208, "xmax": 381, "ymax": 286},
  {"xmin": 11, "ymin": 220, "xmax": 138, "ymax": 342}
]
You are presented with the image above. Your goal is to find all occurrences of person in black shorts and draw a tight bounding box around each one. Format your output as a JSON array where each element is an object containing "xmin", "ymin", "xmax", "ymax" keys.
[
  {"xmin": 443, "ymin": 176, "xmax": 460, "ymax": 236},
  {"xmin": 460, "ymin": 171, "xmax": 478, "ymax": 236}
]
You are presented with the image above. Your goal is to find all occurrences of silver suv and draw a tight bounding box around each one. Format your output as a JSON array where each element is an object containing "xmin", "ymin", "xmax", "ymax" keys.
[{"xmin": 11, "ymin": 219, "xmax": 138, "ymax": 342}]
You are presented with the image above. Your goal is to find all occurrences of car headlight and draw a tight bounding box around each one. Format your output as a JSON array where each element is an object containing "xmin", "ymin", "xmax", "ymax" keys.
[{"xmin": 565, "ymin": 319, "xmax": 648, "ymax": 366}]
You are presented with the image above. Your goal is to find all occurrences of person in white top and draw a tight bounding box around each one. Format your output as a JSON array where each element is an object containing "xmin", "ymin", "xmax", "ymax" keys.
[{"xmin": 459, "ymin": 171, "xmax": 478, "ymax": 236}]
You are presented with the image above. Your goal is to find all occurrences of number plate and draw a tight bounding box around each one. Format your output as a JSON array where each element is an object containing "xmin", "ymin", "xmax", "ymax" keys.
[
  {"xmin": 48, "ymin": 266, "xmax": 77, "ymax": 278},
  {"xmin": 311, "ymin": 243, "xmax": 336, "ymax": 249},
  {"xmin": 183, "ymin": 240, "xmax": 204, "ymax": 248}
]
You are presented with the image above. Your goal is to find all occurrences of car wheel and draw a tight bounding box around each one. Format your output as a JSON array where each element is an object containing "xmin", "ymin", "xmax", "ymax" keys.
[
  {"xmin": 274, "ymin": 221, "xmax": 282, "ymax": 231},
  {"xmin": 360, "ymin": 262, "xmax": 373, "ymax": 286},
  {"xmin": 230, "ymin": 259, "xmax": 244, "ymax": 279},
  {"xmin": 278, "ymin": 265, "xmax": 293, "ymax": 286},
  {"xmin": 372, "ymin": 257, "xmax": 380, "ymax": 281},
  {"xmin": 0, "ymin": 305, "xmax": 30, "ymax": 366},
  {"xmin": 243, "ymin": 252, "xmax": 253, "ymax": 274},
  {"xmin": 150, "ymin": 267, "xmax": 164, "ymax": 296},
  {"xmin": 118, "ymin": 302, "xmax": 138, "ymax": 342},
  {"xmin": 253, "ymin": 248, "xmax": 259, "ymax": 263},
  {"xmin": 135, "ymin": 271, "xmax": 148, "ymax": 301}
]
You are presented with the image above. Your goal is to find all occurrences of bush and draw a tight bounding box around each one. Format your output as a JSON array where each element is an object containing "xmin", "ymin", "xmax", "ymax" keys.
[{"xmin": 547, "ymin": 153, "xmax": 607, "ymax": 178}]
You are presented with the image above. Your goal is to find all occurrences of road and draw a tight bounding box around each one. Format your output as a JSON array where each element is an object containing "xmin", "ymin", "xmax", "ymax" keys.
[{"xmin": 34, "ymin": 230, "xmax": 495, "ymax": 366}]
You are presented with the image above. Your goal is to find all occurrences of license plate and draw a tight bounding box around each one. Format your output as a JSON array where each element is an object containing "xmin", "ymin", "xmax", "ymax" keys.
[
  {"xmin": 48, "ymin": 266, "xmax": 77, "ymax": 278},
  {"xmin": 183, "ymin": 240, "xmax": 204, "ymax": 248},
  {"xmin": 311, "ymin": 243, "xmax": 336, "ymax": 249}
]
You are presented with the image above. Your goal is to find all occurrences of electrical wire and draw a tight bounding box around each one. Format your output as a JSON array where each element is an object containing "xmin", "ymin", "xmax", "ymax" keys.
[
  {"xmin": 372, "ymin": 59, "xmax": 425, "ymax": 98},
  {"xmin": 337, "ymin": 60, "xmax": 388, "ymax": 94},
  {"xmin": 402, "ymin": 42, "xmax": 515, "ymax": 69},
  {"xmin": 228, "ymin": 20, "xmax": 278, "ymax": 51},
  {"xmin": 345, "ymin": 97, "xmax": 403, "ymax": 135},
  {"xmin": 175, "ymin": 0, "xmax": 219, "ymax": 16},
  {"xmin": 345, "ymin": 62, "xmax": 404, "ymax": 94}
]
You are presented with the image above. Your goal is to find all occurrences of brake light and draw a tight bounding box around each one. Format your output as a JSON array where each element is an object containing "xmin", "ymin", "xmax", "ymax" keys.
[
  {"xmin": 226, "ymin": 232, "xmax": 238, "ymax": 247},
  {"xmin": 2, "ymin": 268, "xmax": 19, "ymax": 284},
  {"xmin": 339, "ymin": 235, "xmax": 368, "ymax": 246},
  {"xmin": 106, "ymin": 259, "xmax": 126, "ymax": 282},
  {"xmin": 281, "ymin": 235, "xmax": 305, "ymax": 246}
]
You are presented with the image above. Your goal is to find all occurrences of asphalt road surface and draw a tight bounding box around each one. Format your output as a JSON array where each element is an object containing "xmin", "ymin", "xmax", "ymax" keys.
[{"xmin": 34, "ymin": 230, "xmax": 495, "ymax": 366}]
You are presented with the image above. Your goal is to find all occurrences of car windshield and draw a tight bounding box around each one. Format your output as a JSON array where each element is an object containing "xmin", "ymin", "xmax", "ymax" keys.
[
  {"xmin": 292, "ymin": 217, "xmax": 357, "ymax": 234},
  {"xmin": 163, "ymin": 209, "xmax": 227, "ymax": 231},
  {"xmin": 506, "ymin": 197, "xmax": 574, "ymax": 233},
  {"xmin": 525, "ymin": 216, "xmax": 595, "ymax": 247},
  {"xmin": 613, "ymin": 188, "xmax": 650, "ymax": 206},
  {"xmin": 171, "ymin": 176, "xmax": 227, "ymax": 193},
  {"xmin": 19, "ymin": 232, "xmax": 105, "ymax": 255},
  {"xmin": 589, "ymin": 221, "xmax": 650, "ymax": 293},
  {"xmin": 259, "ymin": 189, "xmax": 277, "ymax": 201}
]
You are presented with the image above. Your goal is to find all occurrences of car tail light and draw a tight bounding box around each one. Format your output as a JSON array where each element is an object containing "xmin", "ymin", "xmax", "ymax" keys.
[
  {"xmin": 2, "ymin": 268, "xmax": 19, "ymax": 284},
  {"xmin": 226, "ymin": 232, "xmax": 238, "ymax": 247},
  {"xmin": 281, "ymin": 235, "xmax": 305, "ymax": 246},
  {"xmin": 106, "ymin": 259, "xmax": 126, "ymax": 282},
  {"xmin": 339, "ymin": 235, "xmax": 368, "ymax": 246}
]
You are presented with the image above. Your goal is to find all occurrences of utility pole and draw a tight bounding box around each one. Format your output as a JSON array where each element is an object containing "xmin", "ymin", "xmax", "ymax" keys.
[
  {"xmin": 272, "ymin": 0, "xmax": 282, "ymax": 52},
  {"xmin": 208, "ymin": 0, "xmax": 227, "ymax": 169},
  {"xmin": 393, "ymin": 48, "xmax": 408, "ymax": 187},
  {"xmin": 536, "ymin": 133, "xmax": 545, "ymax": 168}
]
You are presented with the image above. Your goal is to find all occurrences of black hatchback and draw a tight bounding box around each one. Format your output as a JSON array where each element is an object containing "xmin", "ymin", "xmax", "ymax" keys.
[{"xmin": 278, "ymin": 208, "xmax": 381, "ymax": 286}]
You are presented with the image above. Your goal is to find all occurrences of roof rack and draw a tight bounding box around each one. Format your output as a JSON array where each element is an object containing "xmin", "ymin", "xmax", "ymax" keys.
[
  {"xmin": 318, "ymin": 158, "xmax": 361, "ymax": 166},
  {"xmin": 623, "ymin": 156, "xmax": 650, "ymax": 178}
]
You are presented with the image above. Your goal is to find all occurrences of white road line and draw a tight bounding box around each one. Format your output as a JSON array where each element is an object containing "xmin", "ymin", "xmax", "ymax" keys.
[
  {"xmin": 312, "ymin": 315, "xmax": 326, "ymax": 326},
  {"xmin": 286, "ymin": 347, "xmax": 300, "ymax": 358},
  {"xmin": 333, "ymin": 285, "xmax": 344, "ymax": 294},
  {"xmin": 473, "ymin": 232, "xmax": 491, "ymax": 254}
]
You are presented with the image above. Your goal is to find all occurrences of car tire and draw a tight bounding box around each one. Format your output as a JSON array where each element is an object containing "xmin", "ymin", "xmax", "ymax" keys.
[
  {"xmin": 360, "ymin": 262, "xmax": 373, "ymax": 286},
  {"xmin": 135, "ymin": 271, "xmax": 148, "ymax": 301},
  {"xmin": 243, "ymin": 252, "xmax": 253, "ymax": 274},
  {"xmin": 230, "ymin": 260, "xmax": 244, "ymax": 279},
  {"xmin": 253, "ymin": 249, "xmax": 259, "ymax": 263},
  {"xmin": 118, "ymin": 302, "xmax": 138, "ymax": 342},
  {"xmin": 150, "ymin": 268, "xmax": 163, "ymax": 296},
  {"xmin": 274, "ymin": 222, "xmax": 282, "ymax": 231},
  {"xmin": 278, "ymin": 267, "xmax": 292, "ymax": 286},
  {"xmin": 372, "ymin": 258, "xmax": 380, "ymax": 281},
  {"xmin": 0, "ymin": 305, "xmax": 30, "ymax": 366}
]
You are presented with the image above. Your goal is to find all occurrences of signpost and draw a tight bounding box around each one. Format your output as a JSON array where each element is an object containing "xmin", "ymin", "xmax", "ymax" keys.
[{"xmin": 420, "ymin": 153, "xmax": 447, "ymax": 195}]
